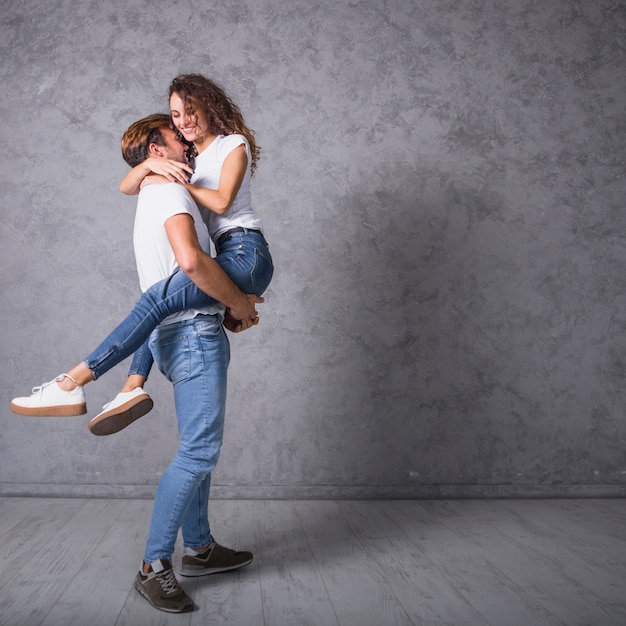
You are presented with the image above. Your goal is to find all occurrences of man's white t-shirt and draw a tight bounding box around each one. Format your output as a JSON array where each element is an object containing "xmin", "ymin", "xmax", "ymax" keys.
[{"xmin": 133, "ymin": 182, "xmax": 224, "ymax": 325}]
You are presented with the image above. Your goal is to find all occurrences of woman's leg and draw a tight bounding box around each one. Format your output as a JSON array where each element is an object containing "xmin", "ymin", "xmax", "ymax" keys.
[
  {"xmin": 9, "ymin": 270, "xmax": 217, "ymax": 418},
  {"xmin": 11, "ymin": 232, "xmax": 274, "ymax": 421},
  {"xmin": 86, "ymin": 337, "xmax": 156, "ymax": 435},
  {"xmin": 86, "ymin": 270, "xmax": 222, "ymax": 434},
  {"xmin": 94, "ymin": 229, "xmax": 272, "ymax": 386},
  {"xmin": 84, "ymin": 269, "xmax": 219, "ymax": 380},
  {"xmin": 126, "ymin": 338, "xmax": 155, "ymax": 385},
  {"xmin": 214, "ymin": 231, "xmax": 274, "ymax": 297},
  {"xmin": 107, "ymin": 230, "xmax": 273, "ymax": 398},
  {"xmin": 89, "ymin": 234, "xmax": 274, "ymax": 433},
  {"xmin": 86, "ymin": 228, "xmax": 275, "ymax": 382},
  {"xmin": 86, "ymin": 338, "xmax": 153, "ymax": 435}
]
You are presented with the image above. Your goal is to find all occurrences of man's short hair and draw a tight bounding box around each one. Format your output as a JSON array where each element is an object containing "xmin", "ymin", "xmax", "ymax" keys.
[{"xmin": 121, "ymin": 113, "xmax": 172, "ymax": 167}]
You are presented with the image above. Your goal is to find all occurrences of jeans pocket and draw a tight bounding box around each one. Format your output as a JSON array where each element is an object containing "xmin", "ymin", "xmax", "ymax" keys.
[
  {"xmin": 150, "ymin": 332, "xmax": 191, "ymax": 384},
  {"xmin": 194, "ymin": 317, "xmax": 223, "ymax": 338}
]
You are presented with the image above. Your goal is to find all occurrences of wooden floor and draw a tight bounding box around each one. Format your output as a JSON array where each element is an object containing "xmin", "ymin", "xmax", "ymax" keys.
[{"xmin": 0, "ymin": 497, "xmax": 624, "ymax": 625}]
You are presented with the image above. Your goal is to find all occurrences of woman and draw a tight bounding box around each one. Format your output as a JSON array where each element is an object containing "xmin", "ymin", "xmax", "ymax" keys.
[{"xmin": 10, "ymin": 76, "xmax": 274, "ymax": 436}]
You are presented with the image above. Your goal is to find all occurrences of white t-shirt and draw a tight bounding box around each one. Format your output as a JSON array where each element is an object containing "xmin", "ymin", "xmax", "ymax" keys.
[
  {"xmin": 133, "ymin": 182, "xmax": 224, "ymax": 324},
  {"xmin": 191, "ymin": 134, "xmax": 264, "ymax": 243}
]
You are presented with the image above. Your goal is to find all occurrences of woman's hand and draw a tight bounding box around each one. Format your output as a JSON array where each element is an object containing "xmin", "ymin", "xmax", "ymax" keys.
[
  {"xmin": 143, "ymin": 157, "xmax": 193, "ymax": 184},
  {"xmin": 120, "ymin": 157, "xmax": 194, "ymax": 195}
]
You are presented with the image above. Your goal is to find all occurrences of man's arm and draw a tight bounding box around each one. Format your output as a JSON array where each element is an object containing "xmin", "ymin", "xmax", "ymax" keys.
[{"xmin": 164, "ymin": 213, "xmax": 262, "ymax": 324}]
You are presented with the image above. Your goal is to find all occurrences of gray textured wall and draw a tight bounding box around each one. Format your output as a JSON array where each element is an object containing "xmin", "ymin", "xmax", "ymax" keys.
[{"xmin": 1, "ymin": 0, "xmax": 625, "ymax": 498}]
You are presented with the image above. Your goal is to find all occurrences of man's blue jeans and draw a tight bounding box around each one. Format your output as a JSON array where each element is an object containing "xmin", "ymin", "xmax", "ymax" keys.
[
  {"xmin": 83, "ymin": 230, "xmax": 273, "ymax": 380},
  {"xmin": 143, "ymin": 313, "xmax": 230, "ymax": 562}
]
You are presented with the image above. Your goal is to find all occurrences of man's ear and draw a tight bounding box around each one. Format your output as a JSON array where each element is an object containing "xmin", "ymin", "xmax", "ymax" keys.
[{"xmin": 147, "ymin": 142, "xmax": 164, "ymax": 158}]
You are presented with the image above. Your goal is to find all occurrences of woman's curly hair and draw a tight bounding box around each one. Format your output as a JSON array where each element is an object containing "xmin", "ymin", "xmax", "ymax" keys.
[{"xmin": 169, "ymin": 74, "xmax": 260, "ymax": 175}]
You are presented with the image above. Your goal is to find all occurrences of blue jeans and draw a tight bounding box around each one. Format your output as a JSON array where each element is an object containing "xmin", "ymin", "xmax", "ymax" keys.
[
  {"xmin": 143, "ymin": 314, "xmax": 230, "ymax": 562},
  {"xmin": 83, "ymin": 230, "xmax": 273, "ymax": 380}
]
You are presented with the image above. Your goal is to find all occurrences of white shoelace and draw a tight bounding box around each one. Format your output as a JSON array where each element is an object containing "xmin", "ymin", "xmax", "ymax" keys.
[
  {"xmin": 31, "ymin": 379, "xmax": 56, "ymax": 396},
  {"xmin": 155, "ymin": 569, "xmax": 180, "ymax": 596},
  {"xmin": 30, "ymin": 373, "xmax": 78, "ymax": 397}
]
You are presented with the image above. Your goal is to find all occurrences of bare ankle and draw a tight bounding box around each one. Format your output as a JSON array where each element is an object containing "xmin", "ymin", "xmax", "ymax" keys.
[
  {"xmin": 122, "ymin": 374, "xmax": 147, "ymax": 393},
  {"xmin": 57, "ymin": 374, "xmax": 77, "ymax": 391}
]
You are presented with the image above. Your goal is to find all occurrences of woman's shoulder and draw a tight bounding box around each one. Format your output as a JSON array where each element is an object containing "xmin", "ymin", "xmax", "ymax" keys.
[
  {"xmin": 219, "ymin": 133, "xmax": 248, "ymax": 147},
  {"xmin": 215, "ymin": 134, "xmax": 249, "ymax": 160}
]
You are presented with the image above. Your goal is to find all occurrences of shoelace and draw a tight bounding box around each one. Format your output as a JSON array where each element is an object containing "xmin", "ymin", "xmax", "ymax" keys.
[
  {"xmin": 31, "ymin": 374, "xmax": 77, "ymax": 397},
  {"xmin": 155, "ymin": 569, "xmax": 180, "ymax": 596},
  {"xmin": 31, "ymin": 379, "xmax": 57, "ymax": 397}
]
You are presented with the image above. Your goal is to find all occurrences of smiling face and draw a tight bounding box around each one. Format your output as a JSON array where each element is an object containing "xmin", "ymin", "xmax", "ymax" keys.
[
  {"xmin": 169, "ymin": 92, "xmax": 212, "ymax": 149},
  {"xmin": 157, "ymin": 126, "xmax": 189, "ymax": 164}
]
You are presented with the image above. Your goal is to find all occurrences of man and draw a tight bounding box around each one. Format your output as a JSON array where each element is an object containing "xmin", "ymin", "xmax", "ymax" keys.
[
  {"xmin": 9, "ymin": 113, "xmax": 257, "ymax": 611},
  {"xmin": 121, "ymin": 114, "xmax": 257, "ymax": 613}
]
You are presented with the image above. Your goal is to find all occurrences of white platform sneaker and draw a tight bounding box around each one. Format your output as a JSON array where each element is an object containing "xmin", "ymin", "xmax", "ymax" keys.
[
  {"xmin": 88, "ymin": 388, "xmax": 153, "ymax": 436},
  {"xmin": 10, "ymin": 374, "xmax": 86, "ymax": 417}
]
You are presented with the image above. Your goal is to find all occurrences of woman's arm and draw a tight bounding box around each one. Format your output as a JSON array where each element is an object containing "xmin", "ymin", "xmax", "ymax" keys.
[
  {"xmin": 120, "ymin": 157, "xmax": 194, "ymax": 195},
  {"xmin": 183, "ymin": 144, "xmax": 248, "ymax": 215}
]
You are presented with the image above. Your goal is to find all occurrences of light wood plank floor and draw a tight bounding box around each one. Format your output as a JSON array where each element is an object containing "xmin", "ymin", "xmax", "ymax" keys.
[{"xmin": 0, "ymin": 497, "xmax": 624, "ymax": 625}]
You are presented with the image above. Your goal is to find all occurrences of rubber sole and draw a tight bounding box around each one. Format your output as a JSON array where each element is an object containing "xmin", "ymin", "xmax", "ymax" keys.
[
  {"xmin": 88, "ymin": 395, "xmax": 153, "ymax": 436},
  {"xmin": 180, "ymin": 555, "xmax": 253, "ymax": 577},
  {"xmin": 9, "ymin": 402, "xmax": 87, "ymax": 417}
]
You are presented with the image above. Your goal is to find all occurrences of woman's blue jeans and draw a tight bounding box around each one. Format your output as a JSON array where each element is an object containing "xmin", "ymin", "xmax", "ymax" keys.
[
  {"xmin": 143, "ymin": 313, "xmax": 229, "ymax": 562},
  {"xmin": 83, "ymin": 230, "xmax": 273, "ymax": 380}
]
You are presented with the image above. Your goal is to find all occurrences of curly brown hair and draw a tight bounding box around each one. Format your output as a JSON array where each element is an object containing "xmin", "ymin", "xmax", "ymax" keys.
[
  {"xmin": 169, "ymin": 74, "xmax": 260, "ymax": 175},
  {"xmin": 120, "ymin": 113, "xmax": 172, "ymax": 168}
]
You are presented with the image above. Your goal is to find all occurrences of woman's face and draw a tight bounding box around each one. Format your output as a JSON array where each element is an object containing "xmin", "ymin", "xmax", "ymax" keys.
[{"xmin": 170, "ymin": 92, "xmax": 210, "ymax": 145}]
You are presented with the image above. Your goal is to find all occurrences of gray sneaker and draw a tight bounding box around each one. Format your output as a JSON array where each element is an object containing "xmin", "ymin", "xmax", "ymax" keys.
[
  {"xmin": 180, "ymin": 541, "xmax": 253, "ymax": 577},
  {"xmin": 133, "ymin": 558, "xmax": 194, "ymax": 613}
]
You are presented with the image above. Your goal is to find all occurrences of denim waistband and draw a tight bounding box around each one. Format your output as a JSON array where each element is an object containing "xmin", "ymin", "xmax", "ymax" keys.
[
  {"xmin": 215, "ymin": 227, "xmax": 264, "ymax": 248},
  {"xmin": 158, "ymin": 312, "xmax": 223, "ymax": 331}
]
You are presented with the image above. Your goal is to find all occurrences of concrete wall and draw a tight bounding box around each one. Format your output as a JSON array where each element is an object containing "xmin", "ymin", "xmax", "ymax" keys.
[{"xmin": 1, "ymin": 0, "xmax": 625, "ymax": 498}]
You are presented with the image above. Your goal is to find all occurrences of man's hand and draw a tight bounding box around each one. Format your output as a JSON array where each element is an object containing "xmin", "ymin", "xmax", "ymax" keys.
[
  {"xmin": 228, "ymin": 293, "xmax": 264, "ymax": 325},
  {"xmin": 223, "ymin": 309, "xmax": 260, "ymax": 333}
]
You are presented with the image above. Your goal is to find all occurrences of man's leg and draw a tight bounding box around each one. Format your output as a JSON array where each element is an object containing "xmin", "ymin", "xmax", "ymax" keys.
[
  {"xmin": 143, "ymin": 314, "xmax": 229, "ymax": 563},
  {"xmin": 135, "ymin": 314, "xmax": 246, "ymax": 612},
  {"xmin": 178, "ymin": 472, "xmax": 253, "ymax": 578}
]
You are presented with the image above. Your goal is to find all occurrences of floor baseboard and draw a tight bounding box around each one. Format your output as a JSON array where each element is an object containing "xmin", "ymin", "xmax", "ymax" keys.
[{"xmin": 1, "ymin": 482, "xmax": 624, "ymax": 499}]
